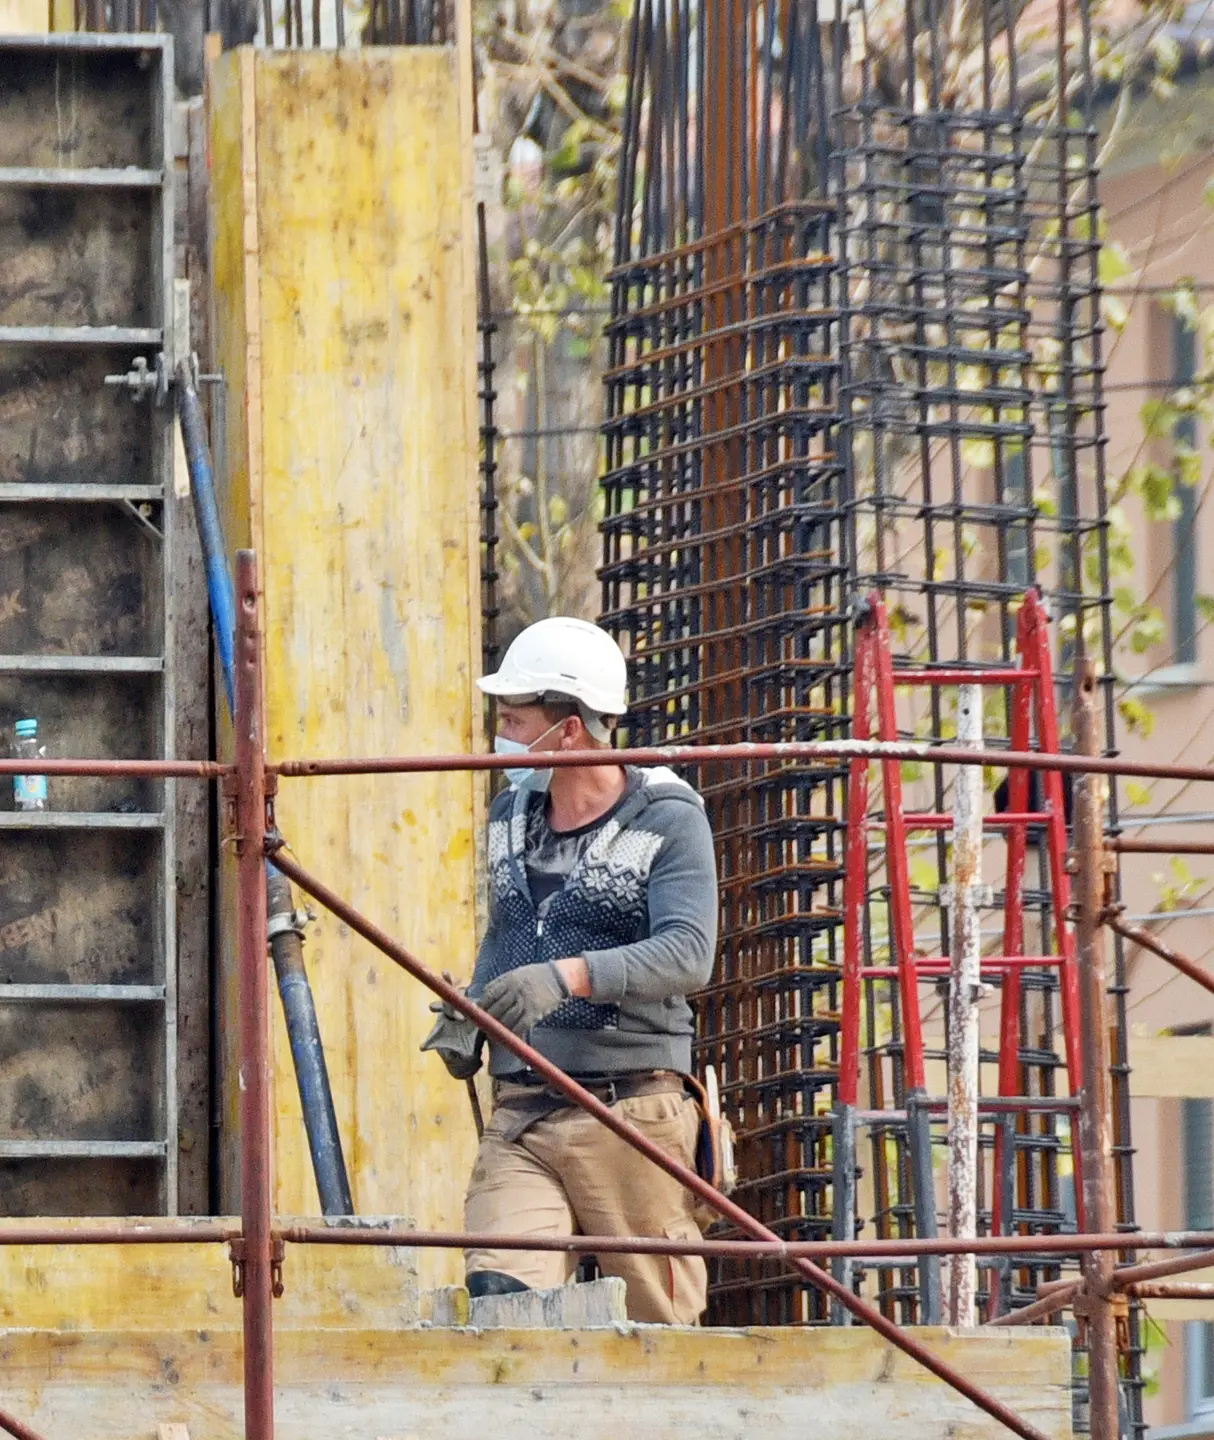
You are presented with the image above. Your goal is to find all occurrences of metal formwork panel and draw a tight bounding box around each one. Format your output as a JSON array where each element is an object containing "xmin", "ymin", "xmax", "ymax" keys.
[{"xmin": 0, "ymin": 34, "xmax": 177, "ymax": 1215}]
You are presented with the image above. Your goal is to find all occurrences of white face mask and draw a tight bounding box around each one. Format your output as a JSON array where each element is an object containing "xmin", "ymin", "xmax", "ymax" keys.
[{"xmin": 494, "ymin": 719, "xmax": 563, "ymax": 792}]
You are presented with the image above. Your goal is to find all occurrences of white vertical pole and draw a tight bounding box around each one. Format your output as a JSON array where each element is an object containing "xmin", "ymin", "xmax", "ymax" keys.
[{"xmin": 947, "ymin": 685, "xmax": 983, "ymax": 1326}]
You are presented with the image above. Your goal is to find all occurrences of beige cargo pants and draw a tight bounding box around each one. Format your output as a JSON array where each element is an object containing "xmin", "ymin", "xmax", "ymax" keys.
[{"xmin": 464, "ymin": 1081, "xmax": 708, "ymax": 1325}]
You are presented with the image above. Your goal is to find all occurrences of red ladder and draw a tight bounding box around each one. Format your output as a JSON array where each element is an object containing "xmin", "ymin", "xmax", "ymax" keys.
[{"xmin": 836, "ymin": 589, "xmax": 1083, "ymax": 1322}]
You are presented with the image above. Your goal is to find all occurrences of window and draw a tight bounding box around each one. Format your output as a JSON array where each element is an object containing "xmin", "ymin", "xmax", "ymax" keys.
[
  {"xmin": 1171, "ymin": 312, "xmax": 1200, "ymax": 668},
  {"xmin": 1183, "ymin": 1045, "xmax": 1214, "ymax": 1417},
  {"xmin": 1004, "ymin": 444, "xmax": 1030, "ymax": 589}
]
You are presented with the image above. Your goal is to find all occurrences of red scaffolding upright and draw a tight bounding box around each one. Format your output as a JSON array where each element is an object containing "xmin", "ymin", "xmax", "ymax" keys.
[{"xmin": 838, "ymin": 590, "xmax": 1085, "ymax": 1323}]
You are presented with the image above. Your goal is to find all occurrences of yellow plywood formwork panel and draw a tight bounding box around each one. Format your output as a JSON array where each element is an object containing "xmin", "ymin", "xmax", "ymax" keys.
[
  {"xmin": 0, "ymin": 1219, "xmax": 420, "ymax": 1332},
  {"xmin": 208, "ymin": 48, "xmax": 482, "ymax": 1286},
  {"xmin": 0, "ymin": 1322, "xmax": 1073, "ymax": 1440},
  {"xmin": 0, "ymin": 0, "xmax": 48, "ymax": 29}
]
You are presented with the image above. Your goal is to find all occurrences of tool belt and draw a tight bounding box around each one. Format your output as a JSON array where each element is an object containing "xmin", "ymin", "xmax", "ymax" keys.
[{"xmin": 683, "ymin": 1070, "xmax": 738, "ymax": 1197}]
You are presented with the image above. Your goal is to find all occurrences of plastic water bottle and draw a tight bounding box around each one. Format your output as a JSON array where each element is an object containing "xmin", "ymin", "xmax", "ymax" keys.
[{"xmin": 13, "ymin": 719, "xmax": 47, "ymax": 812}]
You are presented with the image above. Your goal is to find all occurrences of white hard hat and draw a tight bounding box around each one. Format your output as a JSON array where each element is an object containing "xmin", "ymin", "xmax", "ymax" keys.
[{"xmin": 478, "ymin": 617, "xmax": 628, "ymax": 716}]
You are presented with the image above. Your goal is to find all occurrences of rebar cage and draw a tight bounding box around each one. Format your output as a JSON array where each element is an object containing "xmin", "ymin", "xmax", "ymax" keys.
[{"xmin": 600, "ymin": 0, "xmax": 1140, "ymax": 1421}]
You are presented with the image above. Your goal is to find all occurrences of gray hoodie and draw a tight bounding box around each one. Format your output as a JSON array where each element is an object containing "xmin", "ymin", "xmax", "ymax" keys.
[{"xmin": 472, "ymin": 765, "xmax": 719, "ymax": 1077}]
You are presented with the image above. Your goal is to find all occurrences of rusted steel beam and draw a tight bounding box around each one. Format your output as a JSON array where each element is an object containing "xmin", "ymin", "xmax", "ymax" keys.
[
  {"xmin": 1106, "ymin": 914, "xmax": 1214, "ymax": 1000},
  {"xmin": 273, "ymin": 738, "xmax": 1214, "ymax": 786},
  {"xmin": 1072, "ymin": 664, "xmax": 1120, "ymax": 1440},
  {"xmin": 269, "ymin": 847, "xmax": 1054, "ymax": 1440},
  {"xmin": 1109, "ymin": 838, "xmax": 1214, "ymax": 856},
  {"xmin": 235, "ymin": 552, "xmax": 275, "ymax": 1440}
]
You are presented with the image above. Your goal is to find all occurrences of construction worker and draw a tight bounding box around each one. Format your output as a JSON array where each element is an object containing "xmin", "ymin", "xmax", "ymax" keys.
[{"xmin": 425, "ymin": 616, "xmax": 719, "ymax": 1324}]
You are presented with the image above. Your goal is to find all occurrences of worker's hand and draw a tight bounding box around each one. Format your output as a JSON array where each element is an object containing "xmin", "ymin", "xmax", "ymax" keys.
[
  {"xmin": 429, "ymin": 970, "xmax": 476, "ymax": 1022},
  {"xmin": 480, "ymin": 962, "xmax": 570, "ymax": 1037},
  {"xmin": 419, "ymin": 971, "xmax": 484, "ymax": 1079}
]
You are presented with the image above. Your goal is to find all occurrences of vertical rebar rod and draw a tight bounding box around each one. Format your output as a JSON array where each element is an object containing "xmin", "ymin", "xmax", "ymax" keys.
[
  {"xmin": 1073, "ymin": 661, "xmax": 1120, "ymax": 1440},
  {"xmin": 947, "ymin": 684, "xmax": 982, "ymax": 1326},
  {"xmin": 235, "ymin": 550, "xmax": 274, "ymax": 1440}
]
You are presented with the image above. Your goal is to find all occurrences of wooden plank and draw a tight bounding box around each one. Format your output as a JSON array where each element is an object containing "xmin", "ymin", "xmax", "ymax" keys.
[
  {"xmin": 0, "ymin": 1223, "xmax": 420, "ymax": 1331},
  {"xmin": 1128, "ymin": 1032, "xmax": 1214, "ymax": 1098},
  {"xmin": 0, "ymin": 1325, "xmax": 1073, "ymax": 1440},
  {"xmin": 206, "ymin": 47, "xmax": 259, "ymax": 1210},
  {"xmin": 174, "ymin": 92, "xmax": 213, "ymax": 1220},
  {"xmin": 210, "ymin": 51, "xmax": 482, "ymax": 1285}
]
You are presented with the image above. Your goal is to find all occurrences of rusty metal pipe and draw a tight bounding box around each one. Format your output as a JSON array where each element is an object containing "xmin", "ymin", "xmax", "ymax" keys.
[
  {"xmin": 0, "ymin": 1223, "xmax": 234, "ymax": 1244},
  {"xmin": 277, "ymin": 1225, "xmax": 1183, "ymax": 1261},
  {"xmin": 1114, "ymin": 1248, "xmax": 1214, "ymax": 1286},
  {"xmin": 0, "ymin": 758, "xmax": 227, "ymax": 777},
  {"xmin": 1106, "ymin": 914, "xmax": 1214, "ymax": 999},
  {"xmin": 235, "ymin": 553, "xmax": 274, "ymax": 1440},
  {"xmin": 0, "ymin": 1405, "xmax": 53, "ymax": 1440},
  {"xmin": 1072, "ymin": 665, "xmax": 1120, "ymax": 1440},
  {"xmin": 1126, "ymin": 1282, "xmax": 1214, "ymax": 1299},
  {"xmin": 1109, "ymin": 838, "xmax": 1214, "ymax": 855},
  {"xmin": 273, "ymin": 738, "xmax": 1214, "ymax": 786},
  {"xmin": 984, "ymin": 1281, "xmax": 1085, "ymax": 1328},
  {"xmin": 269, "ymin": 847, "xmax": 1053, "ymax": 1440}
]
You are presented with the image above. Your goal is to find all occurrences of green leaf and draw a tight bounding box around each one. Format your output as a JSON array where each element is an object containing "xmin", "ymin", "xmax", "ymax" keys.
[
  {"xmin": 1129, "ymin": 606, "xmax": 1166, "ymax": 654},
  {"xmin": 1125, "ymin": 781, "xmax": 1152, "ymax": 807},
  {"xmin": 547, "ymin": 493, "xmax": 569, "ymax": 527},
  {"xmin": 1118, "ymin": 696, "xmax": 1156, "ymax": 738},
  {"xmin": 1177, "ymin": 444, "xmax": 1202, "ymax": 488},
  {"xmin": 1102, "ymin": 294, "xmax": 1129, "ymax": 332},
  {"xmin": 1098, "ymin": 241, "xmax": 1133, "ymax": 287},
  {"xmin": 961, "ymin": 436, "xmax": 997, "ymax": 470},
  {"xmin": 1197, "ymin": 594, "xmax": 1214, "ymax": 622},
  {"xmin": 1141, "ymin": 398, "xmax": 1180, "ymax": 439}
]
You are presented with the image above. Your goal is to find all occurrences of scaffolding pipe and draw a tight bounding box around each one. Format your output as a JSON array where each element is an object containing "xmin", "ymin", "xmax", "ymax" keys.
[
  {"xmin": 278, "ymin": 1225, "xmax": 1211, "ymax": 1261},
  {"xmin": 0, "ymin": 1407, "xmax": 52, "ymax": 1440},
  {"xmin": 177, "ymin": 366, "xmax": 352, "ymax": 1220},
  {"xmin": 268, "ymin": 846, "xmax": 1054, "ymax": 1440},
  {"xmin": 1072, "ymin": 664, "xmax": 1120, "ymax": 1440},
  {"xmin": 235, "ymin": 552, "xmax": 275, "ymax": 1440},
  {"xmin": 984, "ymin": 1281, "xmax": 1085, "ymax": 1328},
  {"xmin": 1125, "ymin": 1282, "xmax": 1214, "ymax": 1299},
  {"xmin": 0, "ymin": 758, "xmax": 226, "ymax": 777},
  {"xmin": 1106, "ymin": 914, "xmax": 1214, "ymax": 1000},
  {"xmin": 1113, "ymin": 1248, "xmax": 1214, "ymax": 1287},
  {"xmin": 274, "ymin": 737, "xmax": 1214, "ymax": 786},
  {"xmin": 947, "ymin": 685, "xmax": 982, "ymax": 1327}
]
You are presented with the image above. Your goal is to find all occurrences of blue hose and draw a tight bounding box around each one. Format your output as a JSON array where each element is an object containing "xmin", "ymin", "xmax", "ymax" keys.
[
  {"xmin": 176, "ymin": 376, "xmax": 236, "ymax": 717},
  {"xmin": 176, "ymin": 364, "xmax": 354, "ymax": 1215}
]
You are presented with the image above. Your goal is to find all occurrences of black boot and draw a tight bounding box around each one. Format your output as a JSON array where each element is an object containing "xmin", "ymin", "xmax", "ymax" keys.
[{"xmin": 467, "ymin": 1270, "xmax": 531, "ymax": 1298}]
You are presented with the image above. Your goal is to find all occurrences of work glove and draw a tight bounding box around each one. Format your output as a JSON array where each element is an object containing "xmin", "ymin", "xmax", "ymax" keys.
[
  {"xmin": 419, "ymin": 973, "xmax": 484, "ymax": 1080},
  {"xmin": 480, "ymin": 962, "xmax": 570, "ymax": 1037}
]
